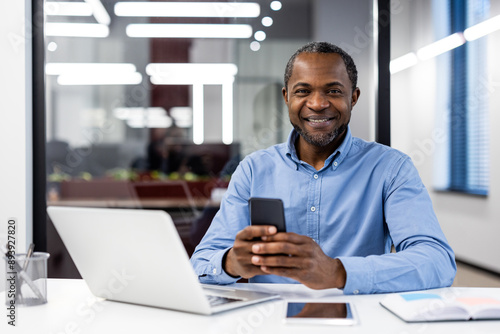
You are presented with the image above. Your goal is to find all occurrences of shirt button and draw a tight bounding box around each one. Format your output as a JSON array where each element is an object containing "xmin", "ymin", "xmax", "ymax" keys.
[
  {"xmin": 212, "ymin": 268, "xmax": 217, "ymax": 274},
  {"xmin": 333, "ymin": 161, "xmax": 338, "ymax": 167},
  {"xmin": 310, "ymin": 206, "xmax": 316, "ymax": 212},
  {"xmin": 313, "ymin": 174, "xmax": 319, "ymax": 179},
  {"xmin": 353, "ymin": 290, "xmax": 359, "ymax": 295}
]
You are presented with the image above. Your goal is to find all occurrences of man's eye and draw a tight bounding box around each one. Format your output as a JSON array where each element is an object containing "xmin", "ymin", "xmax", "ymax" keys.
[
  {"xmin": 295, "ymin": 89, "xmax": 308, "ymax": 94},
  {"xmin": 328, "ymin": 89, "xmax": 341, "ymax": 94}
]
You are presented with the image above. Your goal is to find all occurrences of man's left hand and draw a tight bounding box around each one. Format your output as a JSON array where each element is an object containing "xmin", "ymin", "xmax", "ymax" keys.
[{"xmin": 250, "ymin": 232, "xmax": 346, "ymax": 290}]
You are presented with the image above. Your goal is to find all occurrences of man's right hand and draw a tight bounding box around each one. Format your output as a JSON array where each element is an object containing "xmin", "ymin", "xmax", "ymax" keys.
[{"xmin": 223, "ymin": 225, "xmax": 278, "ymax": 278}]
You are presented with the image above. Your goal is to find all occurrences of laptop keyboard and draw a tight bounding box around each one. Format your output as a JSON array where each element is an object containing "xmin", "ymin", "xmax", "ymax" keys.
[{"xmin": 206, "ymin": 294, "xmax": 242, "ymax": 307}]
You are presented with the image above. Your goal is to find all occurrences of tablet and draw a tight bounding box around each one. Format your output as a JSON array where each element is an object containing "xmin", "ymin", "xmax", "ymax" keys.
[{"xmin": 283, "ymin": 301, "xmax": 358, "ymax": 325}]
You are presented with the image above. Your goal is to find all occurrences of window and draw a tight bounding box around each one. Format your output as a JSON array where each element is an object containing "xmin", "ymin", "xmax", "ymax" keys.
[{"xmin": 434, "ymin": 0, "xmax": 490, "ymax": 195}]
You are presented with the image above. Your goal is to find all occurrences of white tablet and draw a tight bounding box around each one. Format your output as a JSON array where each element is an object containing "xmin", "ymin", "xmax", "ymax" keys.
[{"xmin": 283, "ymin": 301, "xmax": 358, "ymax": 325}]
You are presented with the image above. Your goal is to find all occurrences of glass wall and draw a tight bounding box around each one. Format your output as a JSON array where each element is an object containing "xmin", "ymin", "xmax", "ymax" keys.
[
  {"xmin": 44, "ymin": 0, "xmax": 313, "ymax": 276},
  {"xmin": 43, "ymin": 0, "xmax": 375, "ymax": 277}
]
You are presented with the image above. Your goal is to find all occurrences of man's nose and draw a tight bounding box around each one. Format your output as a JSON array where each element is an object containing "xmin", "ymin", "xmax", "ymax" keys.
[{"xmin": 306, "ymin": 92, "xmax": 329, "ymax": 111}]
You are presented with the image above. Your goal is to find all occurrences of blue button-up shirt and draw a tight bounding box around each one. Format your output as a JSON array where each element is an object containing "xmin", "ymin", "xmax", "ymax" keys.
[{"xmin": 190, "ymin": 127, "xmax": 456, "ymax": 294}]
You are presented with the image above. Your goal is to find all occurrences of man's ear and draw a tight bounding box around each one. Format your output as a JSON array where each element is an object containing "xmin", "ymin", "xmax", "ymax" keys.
[
  {"xmin": 282, "ymin": 87, "xmax": 289, "ymax": 103},
  {"xmin": 351, "ymin": 87, "xmax": 360, "ymax": 107}
]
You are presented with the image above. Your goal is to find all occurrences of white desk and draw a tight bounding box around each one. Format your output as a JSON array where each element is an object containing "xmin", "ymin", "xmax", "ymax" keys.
[{"xmin": 2, "ymin": 279, "xmax": 500, "ymax": 333}]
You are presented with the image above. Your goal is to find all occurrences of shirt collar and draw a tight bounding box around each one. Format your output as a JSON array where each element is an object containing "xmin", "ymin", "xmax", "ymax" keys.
[{"xmin": 285, "ymin": 126, "xmax": 353, "ymax": 170}]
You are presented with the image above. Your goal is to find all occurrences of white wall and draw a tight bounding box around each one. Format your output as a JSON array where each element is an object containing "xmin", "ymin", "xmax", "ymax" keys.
[
  {"xmin": 0, "ymin": 0, "xmax": 32, "ymax": 292},
  {"xmin": 391, "ymin": 0, "xmax": 500, "ymax": 272}
]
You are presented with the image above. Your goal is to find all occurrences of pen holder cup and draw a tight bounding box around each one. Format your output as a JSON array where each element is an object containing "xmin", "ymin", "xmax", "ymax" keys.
[{"xmin": 4, "ymin": 252, "xmax": 50, "ymax": 306}]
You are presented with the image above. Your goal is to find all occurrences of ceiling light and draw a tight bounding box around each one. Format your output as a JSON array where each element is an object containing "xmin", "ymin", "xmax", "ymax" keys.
[
  {"xmin": 254, "ymin": 31, "xmax": 266, "ymax": 41},
  {"xmin": 416, "ymin": 33, "xmax": 465, "ymax": 61},
  {"xmin": 390, "ymin": 52, "xmax": 418, "ymax": 74},
  {"xmin": 47, "ymin": 42, "xmax": 58, "ymax": 52},
  {"xmin": 270, "ymin": 1, "xmax": 282, "ymax": 11},
  {"xmin": 126, "ymin": 23, "xmax": 252, "ymax": 39},
  {"xmin": 250, "ymin": 41, "xmax": 261, "ymax": 51},
  {"xmin": 44, "ymin": 2, "xmax": 93, "ymax": 16},
  {"xmin": 262, "ymin": 16, "xmax": 273, "ymax": 27},
  {"xmin": 45, "ymin": 23, "xmax": 109, "ymax": 38},
  {"xmin": 115, "ymin": 2, "xmax": 260, "ymax": 18},
  {"xmin": 464, "ymin": 14, "xmax": 500, "ymax": 41}
]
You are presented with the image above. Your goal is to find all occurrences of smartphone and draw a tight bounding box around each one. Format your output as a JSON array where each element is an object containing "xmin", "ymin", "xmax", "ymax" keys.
[
  {"xmin": 248, "ymin": 197, "xmax": 286, "ymax": 233},
  {"xmin": 283, "ymin": 302, "xmax": 357, "ymax": 325}
]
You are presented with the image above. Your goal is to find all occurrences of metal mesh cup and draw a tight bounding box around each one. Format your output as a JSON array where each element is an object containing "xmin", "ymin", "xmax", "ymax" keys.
[{"xmin": 5, "ymin": 252, "xmax": 50, "ymax": 306}]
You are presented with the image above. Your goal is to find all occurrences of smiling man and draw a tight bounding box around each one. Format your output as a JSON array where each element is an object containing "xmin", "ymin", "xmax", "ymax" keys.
[{"xmin": 190, "ymin": 42, "xmax": 456, "ymax": 294}]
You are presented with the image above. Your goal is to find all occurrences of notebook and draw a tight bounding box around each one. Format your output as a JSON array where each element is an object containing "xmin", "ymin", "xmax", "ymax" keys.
[
  {"xmin": 380, "ymin": 292, "xmax": 500, "ymax": 322},
  {"xmin": 47, "ymin": 206, "xmax": 279, "ymax": 315}
]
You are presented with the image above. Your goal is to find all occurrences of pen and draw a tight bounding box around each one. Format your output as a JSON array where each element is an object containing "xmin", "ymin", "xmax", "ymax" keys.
[{"xmin": 23, "ymin": 243, "xmax": 35, "ymax": 272}]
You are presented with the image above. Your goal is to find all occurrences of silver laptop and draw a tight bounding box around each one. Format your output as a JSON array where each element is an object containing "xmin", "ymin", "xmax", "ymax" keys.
[{"xmin": 47, "ymin": 206, "xmax": 279, "ymax": 315}]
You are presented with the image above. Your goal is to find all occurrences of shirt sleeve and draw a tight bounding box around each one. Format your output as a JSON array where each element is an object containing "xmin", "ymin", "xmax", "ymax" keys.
[
  {"xmin": 337, "ymin": 155, "xmax": 456, "ymax": 295},
  {"xmin": 190, "ymin": 159, "xmax": 252, "ymax": 284}
]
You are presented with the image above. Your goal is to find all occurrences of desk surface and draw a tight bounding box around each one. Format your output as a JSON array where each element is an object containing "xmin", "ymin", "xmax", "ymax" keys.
[{"xmin": 2, "ymin": 279, "xmax": 500, "ymax": 333}]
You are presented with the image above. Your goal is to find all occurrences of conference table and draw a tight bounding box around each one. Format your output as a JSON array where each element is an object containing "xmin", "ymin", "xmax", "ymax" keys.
[{"xmin": 2, "ymin": 279, "xmax": 500, "ymax": 333}]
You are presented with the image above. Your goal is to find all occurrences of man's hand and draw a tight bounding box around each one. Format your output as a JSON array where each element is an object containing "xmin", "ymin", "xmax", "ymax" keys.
[
  {"xmin": 223, "ymin": 225, "xmax": 279, "ymax": 279},
  {"xmin": 250, "ymin": 232, "xmax": 347, "ymax": 290},
  {"xmin": 224, "ymin": 227, "xmax": 346, "ymax": 289}
]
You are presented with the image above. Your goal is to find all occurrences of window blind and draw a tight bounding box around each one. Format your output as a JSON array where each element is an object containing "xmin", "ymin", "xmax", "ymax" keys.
[{"xmin": 434, "ymin": 0, "xmax": 490, "ymax": 196}]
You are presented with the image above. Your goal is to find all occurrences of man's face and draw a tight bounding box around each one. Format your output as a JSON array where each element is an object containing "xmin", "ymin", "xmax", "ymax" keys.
[{"xmin": 283, "ymin": 53, "xmax": 360, "ymax": 148}]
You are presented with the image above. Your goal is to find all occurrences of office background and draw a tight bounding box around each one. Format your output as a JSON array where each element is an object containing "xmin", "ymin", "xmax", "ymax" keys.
[{"xmin": 1, "ymin": 0, "xmax": 499, "ymax": 292}]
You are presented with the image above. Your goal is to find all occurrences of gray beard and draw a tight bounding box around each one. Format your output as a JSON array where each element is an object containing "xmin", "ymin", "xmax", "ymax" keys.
[{"xmin": 292, "ymin": 123, "xmax": 347, "ymax": 147}]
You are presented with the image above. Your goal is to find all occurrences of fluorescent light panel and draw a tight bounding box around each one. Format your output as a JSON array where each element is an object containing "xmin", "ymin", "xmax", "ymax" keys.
[
  {"xmin": 147, "ymin": 63, "xmax": 237, "ymax": 85},
  {"xmin": 390, "ymin": 53, "xmax": 418, "ymax": 74},
  {"xmin": 193, "ymin": 84, "xmax": 204, "ymax": 144},
  {"xmin": 417, "ymin": 33, "xmax": 465, "ymax": 60},
  {"xmin": 47, "ymin": 62, "xmax": 142, "ymax": 85},
  {"xmin": 46, "ymin": 63, "xmax": 136, "ymax": 75},
  {"xmin": 45, "ymin": 2, "xmax": 93, "ymax": 16},
  {"xmin": 57, "ymin": 72, "xmax": 142, "ymax": 85},
  {"xmin": 85, "ymin": 0, "xmax": 111, "ymax": 25},
  {"xmin": 127, "ymin": 117, "xmax": 172, "ymax": 128},
  {"xmin": 222, "ymin": 83, "xmax": 233, "ymax": 145},
  {"xmin": 464, "ymin": 14, "xmax": 500, "ymax": 41},
  {"xmin": 114, "ymin": 107, "xmax": 172, "ymax": 128},
  {"xmin": 115, "ymin": 2, "xmax": 260, "ymax": 18},
  {"xmin": 45, "ymin": 23, "xmax": 109, "ymax": 38},
  {"xmin": 150, "ymin": 76, "xmax": 234, "ymax": 85},
  {"xmin": 126, "ymin": 24, "xmax": 252, "ymax": 39},
  {"xmin": 113, "ymin": 107, "xmax": 166, "ymax": 120},
  {"xmin": 390, "ymin": 16, "xmax": 500, "ymax": 75}
]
